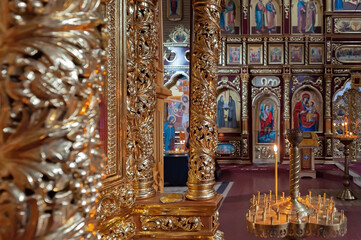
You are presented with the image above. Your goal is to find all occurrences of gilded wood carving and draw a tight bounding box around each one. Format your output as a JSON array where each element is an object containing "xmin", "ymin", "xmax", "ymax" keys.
[
  {"xmin": 0, "ymin": 0, "xmax": 104, "ymax": 238},
  {"xmin": 186, "ymin": 0, "xmax": 221, "ymax": 200}
]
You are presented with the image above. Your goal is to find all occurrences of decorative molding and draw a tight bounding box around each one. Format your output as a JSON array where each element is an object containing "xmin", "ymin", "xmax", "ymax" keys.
[
  {"xmin": 289, "ymin": 37, "xmax": 304, "ymax": 41},
  {"xmin": 316, "ymin": 140, "xmax": 324, "ymax": 158},
  {"xmin": 250, "ymin": 69, "xmax": 282, "ymax": 74},
  {"xmin": 284, "ymin": 74, "xmax": 291, "ymax": 118},
  {"xmin": 291, "ymin": 68, "xmax": 324, "ymax": 74},
  {"xmin": 186, "ymin": 0, "xmax": 221, "ymax": 200},
  {"xmin": 226, "ymin": 37, "xmax": 243, "ymax": 42},
  {"xmin": 242, "ymin": 1, "xmax": 248, "ymax": 20},
  {"xmin": 264, "ymin": 39, "xmax": 268, "ymax": 66},
  {"xmin": 242, "ymin": 138, "xmax": 249, "ymax": 157},
  {"xmin": 334, "ymin": 77, "xmax": 347, "ymax": 90},
  {"xmin": 218, "ymin": 68, "xmax": 241, "ymax": 74},
  {"xmin": 251, "ymin": 86, "xmax": 282, "ymax": 100},
  {"xmin": 333, "ymin": 69, "xmax": 350, "ymax": 74},
  {"xmin": 230, "ymin": 140, "xmax": 242, "ymax": 157},
  {"xmin": 141, "ymin": 216, "xmax": 203, "ymax": 231},
  {"xmin": 327, "ymin": 16, "xmax": 332, "ymax": 33},
  {"xmin": 164, "ymin": 65, "xmax": 190, "ymax": 69},
  {"xmin": 255, "ymin": 146, "xmax": 274, "ymax": 159},
  {"xmin": 241, "ymin": 73, "xmax": 250, "ymax": 118},
  {"xmin": 309, "ymin": 37, "xmax": 324, "ymax": 42},
  {"xmin": 269, "ymin": 37, "xmax": 284, "ymax": 42},
  {"xmin": 326, "ymin": 139, "xmax": 332, "ymax": 157},
  {"xmin": 285, "ymin": 41, "xmax": 289, "ymax": 65},
  {"xmin": 284, "ymin": 4, "xmax": 290, "ymax": 19},
  {"xmin": 325, "ymin": 75, "xmax": 332, "ymax": 117},
  {"xmin": 212, "ymin": 211, "xmax": 220, "ymax": 229},
  {"xmin": 0, "ymin": 0, "xmax": 104, "ymax": 238},
  {"xmin": 332, "ymin": 43, "xmax": 342, "ymax": 51},
  {"xmin": 248, "ymin": 37, "xmax": 263, "ymax": 42},
  {"xmin": 326, "ymin": 41, "xmax": 332, "ymax": 62},
  {"xmin": 291, "ymin": 76, "xmax": 323, "ymax": 92}
]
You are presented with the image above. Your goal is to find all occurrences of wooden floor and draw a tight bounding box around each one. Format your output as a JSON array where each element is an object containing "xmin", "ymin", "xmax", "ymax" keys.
[{"xmin": 218, "ymin": 164, "xmax": 361, "ymax": 240}]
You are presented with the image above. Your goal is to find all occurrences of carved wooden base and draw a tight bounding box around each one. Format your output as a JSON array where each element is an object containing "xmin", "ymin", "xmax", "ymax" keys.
[{"xmin": 133, "ymin": 193, "xmax": 223, "ymax": 239}]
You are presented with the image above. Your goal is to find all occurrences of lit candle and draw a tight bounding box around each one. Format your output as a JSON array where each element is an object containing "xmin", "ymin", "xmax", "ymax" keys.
[
  {"xmin": 274, "ymin": 145, "xmax": 278, "ymax": 200},
  {"xmin": 345, "ymin": 122, "xmax": 348, "ymax": 135},
  {"xmin": 333, "ymin": 123, "xmax": 336, "ymax": 135},
  {"xmin": 342, "ymin": 123, "xmax": 345, "ymax": 135}
]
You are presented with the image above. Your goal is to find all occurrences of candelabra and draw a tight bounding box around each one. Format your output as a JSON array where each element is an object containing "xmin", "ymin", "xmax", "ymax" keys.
[
  {"xmin": 246, "ymin": 129, "xmax": 347, "ymax": 239},
  {"xmin": 334, "ymin": 134, "xmax": 358, "ymax": 200}
]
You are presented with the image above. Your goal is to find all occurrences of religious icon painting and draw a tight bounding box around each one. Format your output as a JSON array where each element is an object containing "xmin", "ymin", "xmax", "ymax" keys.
[
  {"xmin": 333, "ymin": 0, "xmax": 361, "ymax": 11},
  {"xmin": 309, "ymin": 44, "xmax": 324, "ymax": 64},
  {"xmin": 291, "ymin": 0, "xmax": 323, "ymax": 34},
  {"xmin": 248, "ymin": 44, "xmax": 263, "ymax": 64},
  {"xmin": 292, "ymin": 89, "xmax": 323, "ymax": 132},
  {"xmin": 289, "ymin": 44, "xmax": 304, "ymax": 64},
  {"xmin": 335, "ymin": 45, "xmax": 361, "ymax": 63},
  {"xmin": 216, "ymin": 90, "xmax": 241, "ymax": 132},
  {"xmin": 220, "ymin": 0, "xmax": 241, "ymax": 34},
  {"xmin": 268, "ymin": 44, "xmax": 284, "ymax": 64},
  {"xmin": 227, "ymin": 44, "xmax": 242, "ymax": 65},
  {"xmin": 167, "ymin": 0, "xmax": 183, "ymax": 21},
  {"xmin": 250, "ymin": 0, "xmax": 282, "ymax": 34},
  {"xmin": 334, "ymin": 18, "xmax": 361, "ymax": 33},
  {"xmin": 257, "ymin": 99, "xmax": 277, "ymax": 144}
]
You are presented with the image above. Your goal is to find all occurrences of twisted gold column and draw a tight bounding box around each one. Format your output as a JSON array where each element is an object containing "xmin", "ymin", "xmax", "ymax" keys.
[
  {"xmin": 288, "ymin": 130, "xmax": 302, "ymax": 199},
  {"xmin": 185, "ymin": 0, "xmax": 221, "ymax": 201},
  {"xmin": 127, "ymin": 0, "xmax": 158, "ymax": 199}
]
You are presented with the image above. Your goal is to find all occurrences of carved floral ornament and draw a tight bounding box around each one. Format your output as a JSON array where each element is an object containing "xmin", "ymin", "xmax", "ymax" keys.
[{"xmin": 0, "ymin": 0, "xmax": 104, "ymax": 238}]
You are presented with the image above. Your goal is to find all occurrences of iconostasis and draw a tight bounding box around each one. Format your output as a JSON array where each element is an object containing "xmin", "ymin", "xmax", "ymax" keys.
[{"xmin": 163, "ymin": 0, "xmax": 361, "ymax": 163}]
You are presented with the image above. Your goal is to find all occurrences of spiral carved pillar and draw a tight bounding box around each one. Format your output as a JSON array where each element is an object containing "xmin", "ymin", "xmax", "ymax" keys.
[
  {"xmin": 185, "ymin": 0, "xmax": 222, "ymax": 201},
  {"xmin": 127, "ymin": 0, "xmax": 158, "ymax": 199},
  {"xmin": 287, "ymin": 129, "xmax": 303, "ymax": 200}
]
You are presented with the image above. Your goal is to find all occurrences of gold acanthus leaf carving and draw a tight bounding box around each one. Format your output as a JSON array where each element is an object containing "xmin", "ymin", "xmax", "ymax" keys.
[
  {"xmin": 127, "ymin": 0, "xmax": 158, "ymax": 198},
  {"xmin": 0, "ymin": 0, "xmax": 104, "ymax": 238},
  {"xmin": 98, "ymin": 216, "xmax": 136, "ymax": 239},
  {"xmin": 141, "ymin": 215, "xmax": 203, "ymax": 231},
  {"xmin": 188, "ymin": 0, "xmax": 220, "ymax": 184}
]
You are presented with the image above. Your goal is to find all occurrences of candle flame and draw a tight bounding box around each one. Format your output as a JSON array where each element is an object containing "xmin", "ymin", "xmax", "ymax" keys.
[{"xmin": 274, "ymin": 145, "xmax": 278, "ymax": 152}]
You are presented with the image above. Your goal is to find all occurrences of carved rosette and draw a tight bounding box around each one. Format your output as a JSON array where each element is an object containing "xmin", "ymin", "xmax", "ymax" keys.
[
  {"xmin": 186, "ymin": 0, "xmax": 221, "ymax": 200},
  {"xmin": 0, "ymin": 0, "xmax": 104, "ymax": 238},
  {"xmin": 127, "ymin": 0, "xmax": 158, "ymax": 199}
]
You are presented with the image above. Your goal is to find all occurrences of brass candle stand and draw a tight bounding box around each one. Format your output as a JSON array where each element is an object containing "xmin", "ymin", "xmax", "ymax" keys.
[
  {"xmin": 335, "ymin": 134, "xmax": 358, "ymax": 200},
  {"xmin": 246, "ymin": 129, "xmax": 347, "ymax": 239}
]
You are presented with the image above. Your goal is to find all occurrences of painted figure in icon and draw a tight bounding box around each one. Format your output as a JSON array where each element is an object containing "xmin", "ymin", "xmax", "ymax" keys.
[
  {"xmin": 293, "ymin": 93, "xmax": 319, "ymax": 131},
  {"xmin": 335, "ymin": 0, "xmax": 343, "ymax": 10},
  {"xmin": 181, "ymin": 95, "xmax": 190, "ymax": 142},
  {"xmin": 266, "ymin": 0, "xmax": 277, "ymax": 33},
  {"xmin": 255, "ymin": 0, "xmax": 266, "ymax": 33},
  {"xmin": 259, "ymin": 104, "xmax": 275, "ymax": 143},
  {"xmin": 227, "ymin": 96, "xmax": 238, "ymax": 128},
  {"xmin": 225, "ymin": 0, "xmax": 236, "ymax": 33},
  {"xmin": 297, "ymin": 0, "xmax": 307, "ymax": 33},
  {"xmin": 305, "ymin": 0, "xmax": 316, "ymax": 33},
  {"xmin": 220, "ymin": 0, "xmax": 226, "ymax": 30},
  {"xmin": 164, "ymin": 115, "xmax": 176, "ymax": 151},
  {"xmin": 170, "ymin": 0, "xmax": 178, "ymax": 16},
  {"xmin": 217, "ymin": 96, "xmax": 226, "ymax": 128}
]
